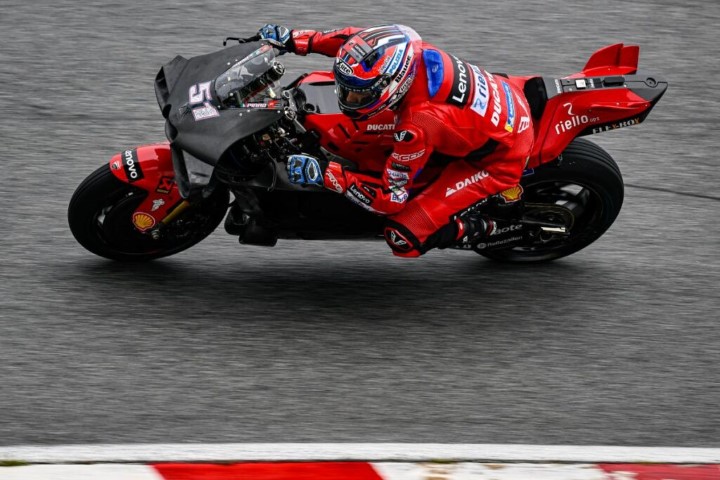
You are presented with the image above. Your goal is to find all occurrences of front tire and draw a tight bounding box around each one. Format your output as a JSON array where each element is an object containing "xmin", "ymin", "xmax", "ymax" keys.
[
  {"xmin": 480, "ymin": 138, "xmax": 624, "ymax": 263},
  {"xmin": 68, "ymin": 164, "xmax": 229, "ymax": 261}
]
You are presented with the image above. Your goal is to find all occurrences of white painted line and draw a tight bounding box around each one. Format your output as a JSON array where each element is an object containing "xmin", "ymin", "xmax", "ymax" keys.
[
  {"xmin": 1, "ymin": 443, "xmax": 720, "ymax": 464},
  {"xmin": 0, "ymin": 464, "xmax": 164, "ymax": 480},
  {"xmin": 373, "ymin": 462, "xmax": 609, "ymax": 480}
]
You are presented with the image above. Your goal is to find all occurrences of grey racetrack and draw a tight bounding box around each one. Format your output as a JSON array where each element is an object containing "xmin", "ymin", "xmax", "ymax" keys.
[{"xmin": 1, "ymin": 0, "xmax": 719, "ymax": 447}]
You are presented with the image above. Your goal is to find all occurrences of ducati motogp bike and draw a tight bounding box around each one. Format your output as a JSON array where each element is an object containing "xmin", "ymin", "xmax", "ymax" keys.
[{"xmin": 68, "ymin": 36, "xmax": 667, "ymax": 262}]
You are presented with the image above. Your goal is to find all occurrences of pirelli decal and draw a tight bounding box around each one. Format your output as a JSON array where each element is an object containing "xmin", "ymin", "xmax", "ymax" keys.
[{"xmin": 446, "ymin": 55, "xmax": 471, "ymax": 108}]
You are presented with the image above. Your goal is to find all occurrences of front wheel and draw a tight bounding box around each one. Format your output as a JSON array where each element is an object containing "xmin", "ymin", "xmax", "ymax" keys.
[
  {"xmin": 68, "ymin": 164, "xmax": 229, "ymax": 261},
  {"xmin": 480, "ymin": 138, "xmax": 624, "ymax": 263}
]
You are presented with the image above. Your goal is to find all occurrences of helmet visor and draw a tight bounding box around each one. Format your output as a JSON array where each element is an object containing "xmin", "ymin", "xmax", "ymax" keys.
[{"xmin": 337, "ymin": 84, "xmax": 380, "ymax": 110}]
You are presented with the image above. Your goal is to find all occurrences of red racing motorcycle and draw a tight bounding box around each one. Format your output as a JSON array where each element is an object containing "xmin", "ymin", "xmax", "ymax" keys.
[{"xmin": 68, "ymin": 37, "xmax": 667, "ymax": 262}]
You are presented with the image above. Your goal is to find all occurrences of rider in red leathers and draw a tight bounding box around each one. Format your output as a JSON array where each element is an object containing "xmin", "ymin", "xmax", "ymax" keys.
[{"xmin": 259, "ymin": 24, "xmax": 534, "ymax": 257}]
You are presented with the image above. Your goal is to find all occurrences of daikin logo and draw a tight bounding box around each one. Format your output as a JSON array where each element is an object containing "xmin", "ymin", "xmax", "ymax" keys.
[{"xmin": 445, "ymin": 170, "xmax": 489, "ymax": 197}]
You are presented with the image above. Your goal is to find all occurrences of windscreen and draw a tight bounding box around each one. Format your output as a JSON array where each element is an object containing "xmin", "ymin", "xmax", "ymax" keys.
[{"xmin": 214, "ymin": 44, "xmax": 284, "ymax": 108}]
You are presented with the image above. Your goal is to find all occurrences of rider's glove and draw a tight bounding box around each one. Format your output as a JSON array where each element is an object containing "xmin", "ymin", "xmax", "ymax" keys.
[
  {"xmin": 258, "ymin": 24, "xmax": 293, "ymax": 50},
  {"xmin": 287, "ymin": 154, "xmax": 326, "ymax": 187}
]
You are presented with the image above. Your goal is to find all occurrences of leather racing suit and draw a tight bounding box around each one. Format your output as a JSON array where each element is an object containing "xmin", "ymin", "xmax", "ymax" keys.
[{"xmin": 292, "ymin": 27, "xmax": 535, "ymax": 257}]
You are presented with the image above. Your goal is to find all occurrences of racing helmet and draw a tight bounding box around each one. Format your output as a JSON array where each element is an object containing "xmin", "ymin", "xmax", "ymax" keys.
[{"xmin": 333, "ymin": 25, "xmax": 421, "ymax": 120}]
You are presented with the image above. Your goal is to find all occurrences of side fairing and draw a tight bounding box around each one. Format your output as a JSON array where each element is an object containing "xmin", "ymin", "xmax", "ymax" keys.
[
  {"xmin": 154, "ymin": 41, "xmax": 282, "ymax": 166},
  {"xmin": 109, "ymin": 144, "xmax": 183, "ymax": 233},
  {"xmin": 529, "ymin": 73, "xmax": 667, "ymax": 167}
]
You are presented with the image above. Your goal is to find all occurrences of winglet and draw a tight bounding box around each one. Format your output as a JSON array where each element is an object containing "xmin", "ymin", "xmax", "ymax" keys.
[{"xmin": 582, "ymin": 43, "xmax": 639, "ymax": 76}]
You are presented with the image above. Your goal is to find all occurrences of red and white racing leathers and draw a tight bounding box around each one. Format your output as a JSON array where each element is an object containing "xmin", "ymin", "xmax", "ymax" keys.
[{"xmin": 292, "ymin": 27, "xmax": 535, "ymax": 257}]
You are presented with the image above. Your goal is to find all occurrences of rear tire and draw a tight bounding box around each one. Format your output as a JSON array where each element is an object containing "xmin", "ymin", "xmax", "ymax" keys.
[
  {"xmin": 480, "ymin": 138, "xmax": 624, "ymax": 263},
  {"xmin": 68, "ymin": 164, "xmax": 229, "ymax": 261}
]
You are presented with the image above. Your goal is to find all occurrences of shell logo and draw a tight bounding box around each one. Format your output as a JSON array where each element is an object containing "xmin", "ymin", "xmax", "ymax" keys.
[
  {"xmin": 500, "ymin": 185, "xmax": 523, "ymax": 203},
  {"xmin": 132, "ymin": 212, "xmax": 156, "ymax": 232}
]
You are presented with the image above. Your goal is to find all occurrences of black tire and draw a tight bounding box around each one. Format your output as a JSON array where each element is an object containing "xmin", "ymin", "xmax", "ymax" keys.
[
  {"xmin": 68, "ymin": 164, "xmax": 229, "ymax": 261},
  {"xmin": 480, "ymin": 138, "xmax": 624, "ymax": 263}
]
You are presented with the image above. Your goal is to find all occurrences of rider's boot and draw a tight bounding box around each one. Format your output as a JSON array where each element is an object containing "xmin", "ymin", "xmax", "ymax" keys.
[{"xmin": 454, "ymin": 215, "xmax": 498, "ymax": 249}]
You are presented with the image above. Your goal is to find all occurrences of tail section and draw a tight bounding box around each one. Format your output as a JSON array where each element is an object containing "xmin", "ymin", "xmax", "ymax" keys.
[{"xmin": 516, "ymin": 44, "xmax": 667, "ymax": 168}]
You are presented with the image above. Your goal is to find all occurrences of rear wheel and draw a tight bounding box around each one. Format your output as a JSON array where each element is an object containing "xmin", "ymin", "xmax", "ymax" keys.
[
  {"xmin": 479, "ymin": 138, "xmax": 624, "ymax": 263},
  {"xmin": 68, "ymin": 164, "xmax": 229, "ymax": 261}
]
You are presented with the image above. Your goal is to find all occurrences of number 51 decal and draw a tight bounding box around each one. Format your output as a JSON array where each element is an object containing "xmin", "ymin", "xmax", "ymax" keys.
[{"xmin": 189, "ymin": 82, "xmax": 212, "ymax": 105}]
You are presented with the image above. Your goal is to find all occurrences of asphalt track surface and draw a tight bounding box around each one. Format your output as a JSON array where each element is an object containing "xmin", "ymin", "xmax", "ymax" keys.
[{"xmin": 1, "ymin": 0, "xmax": 719, "ymax": 447}]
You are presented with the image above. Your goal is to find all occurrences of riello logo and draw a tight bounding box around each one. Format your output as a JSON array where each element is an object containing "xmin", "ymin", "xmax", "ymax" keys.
[{"xmin": 555, "ymin": 103, "xmax": 600, "ymax": 134}]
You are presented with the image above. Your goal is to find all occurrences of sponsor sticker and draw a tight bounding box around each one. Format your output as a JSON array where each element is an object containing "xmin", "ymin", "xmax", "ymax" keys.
[
  {"xmin": 445, "ymin": 170, "xmax": 489, "ymax": 197},
  {"xmin": 389, "ymin": 185, "xmax": 408, "ymax": 203},
  {"xmin": 390, "ymin": 191, "xmax": 408, "ymax": 204},
  {"xmin": 489, "ymin": 224, "xmax": 523, "ymax": 237},
  {"xmin": 132, "ymin": 212, "xmax": 156, "ymax": 232},
  {"xmin": 348, "ymin": 184, "xmax": 372, "ymax": 205},
  {"xmin": 383, "ymin": 44, "xmax": 406, "ymax": 76},
  {"xmin": 240, "ymin": 101, "xmax": 280, "ymax": 109},
  {"xmin": 188, "ymin": 81, "xmax": 212, "ymax": 105},
  {"xmin": 335, "ymin": 59, "xmax": 354, "ymax": 77},
  {"xmin": 111, "ymin": 159, "xmax": 121, "ymax": 171},
  {"xmin": 122, "ymin": 149, "xmax": 144, "ymax": 183},
  {"xmin": 326, "ymin": 170, "xmax": 344, "ymax": 193},
  {"xmin": 192, "ymin": 102, "xmax": 219, "ymax": 121},
  {"xmin": 499, "ymin": 185, "xmax": 523, "ymax": 203},
  {"xmin": 394, "ymin": 130, "xmax": 413, "ymax": 142},
  {"xmin": 475, "ymin": 235, "xmax": 523, "ymax": 250},
  {"xmin": 485, "ymin": 72, "xmax": 502, "ymax": 127},
  {"xmin": 592, "ymin": 117, "xmax": 641, "ymax": 134},
  {"xmin": 385, "ymin": 227, "xmax": 412, "ymax": 252},
  {"xmin": 361, "ymin": 185, "xmax": 377, "ymax": 198},
  {"xmin": 446, "ymin": 55, "xmax": 470, "ymax": 107},
  {"xmin": 502, "ymin": 82, "xmax": 516, "ymax": 132},
  {"xmin": 470, "ymin": 65, "xmax": 489, "ymax": 117},
  {"xmin": 151, "ymin": 199, "xmax": 166, "ymax": 212},
  {"xmin": 366, "ymin": 123, "xmax": 394, "ymax": 132},
  {"xmin": 554, "ymin": 102, "xmax": 600, "ymax": 134},
  {"xmin": 155, "ymin": 176, "xmax": 174, "ymax": 194},
  {"xmin": 391, "ymin": 149, "xmax": 426, "ymax": 162},
  {"xmin": 387, "ymin": 169, "xmax": 410, "ymax": 187},
  {"xmin": 396, "ymin": 72, "xmax": 415, "ymax": 96},
  {"xmin": 518, "ymin": 115, "xmax": 531, "ymax": 134}
]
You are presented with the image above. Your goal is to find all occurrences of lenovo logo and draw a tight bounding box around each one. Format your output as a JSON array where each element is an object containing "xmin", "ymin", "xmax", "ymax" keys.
[{"xmin": 122, "ymin": 149, "xmax": 144, "ymax": 183}]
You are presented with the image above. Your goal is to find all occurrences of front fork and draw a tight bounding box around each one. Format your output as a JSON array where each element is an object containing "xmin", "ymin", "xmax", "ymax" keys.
[{"xmin": 108, "ymin": 143, "xmax": 186, "ymax": 236}]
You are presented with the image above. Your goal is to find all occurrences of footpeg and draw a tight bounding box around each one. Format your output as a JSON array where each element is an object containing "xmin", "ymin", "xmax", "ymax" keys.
[{"xmin": 540, "ymin": 226, "xmax": 569, "ymax": 235}]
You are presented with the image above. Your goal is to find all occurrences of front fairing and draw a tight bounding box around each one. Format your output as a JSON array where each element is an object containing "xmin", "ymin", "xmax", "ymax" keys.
[{"xmin": 154, "ymin": 41, "xmax": 284, "ymax": 166}]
